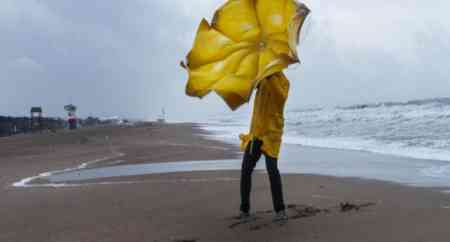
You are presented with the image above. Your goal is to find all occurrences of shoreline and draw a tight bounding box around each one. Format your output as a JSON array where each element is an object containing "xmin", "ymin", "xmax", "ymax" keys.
[
  {"xmin": 200, "ymin": 122, "xmax": 450, "ymax": 163},
  {"xmin": 199, "ymin": 124, "xmax": 450, "ymax": 191},
  {"xmin": 9, "ymin": 122, "xmax": 450, "ymax": 192},
  {"xmin": 2, "ymin": 123, "xmax": 450, "ymax": 242}
]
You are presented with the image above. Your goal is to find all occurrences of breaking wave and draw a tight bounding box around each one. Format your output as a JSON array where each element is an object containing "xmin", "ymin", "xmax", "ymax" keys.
[{"xmin": 204, "ymin": 97, "xmax": 450, "ymax": 162}]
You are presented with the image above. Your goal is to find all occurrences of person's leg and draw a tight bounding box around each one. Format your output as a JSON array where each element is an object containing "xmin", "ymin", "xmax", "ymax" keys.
[
  {"xmin": 265, "ymin": 155, "xmax": 286, "ymax": 213},
  {"xmin": 240, "ymin": 139, "xmax": 262, "ymax": 213}
]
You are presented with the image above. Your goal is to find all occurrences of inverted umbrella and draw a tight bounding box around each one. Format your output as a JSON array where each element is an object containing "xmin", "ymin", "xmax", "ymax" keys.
[{"xmin": 181, "ymin": 0, "xmax": 310, "ymax": 110}]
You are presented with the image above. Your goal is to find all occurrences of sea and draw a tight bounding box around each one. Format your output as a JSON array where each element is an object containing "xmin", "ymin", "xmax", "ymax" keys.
[
  {"xmin": 199, "ymin": 98, "xmax": 450, "ymax": 188},
  {"xmin": 203, "ymin": 97, "xmax": 450, "ymax": 162}
]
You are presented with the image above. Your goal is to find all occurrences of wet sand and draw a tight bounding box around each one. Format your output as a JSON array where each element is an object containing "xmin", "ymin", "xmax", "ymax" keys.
[{"xmin": 1, "ymin": 123, "xmax": 450, "ymax": 242}]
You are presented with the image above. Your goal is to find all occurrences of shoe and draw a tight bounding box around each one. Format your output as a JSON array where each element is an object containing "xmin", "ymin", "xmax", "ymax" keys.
[
  {"xmin": 235, "ymin": 211, "xmax": 251, "ymax": 221},
  {"xmin": 273, "ymin": 210, "xmax": 288, "ymax": 223}
]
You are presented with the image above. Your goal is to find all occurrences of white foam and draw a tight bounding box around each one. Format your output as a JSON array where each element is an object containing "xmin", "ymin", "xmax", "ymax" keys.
[
  {"xmin": 12, "ymin": 177, "xmax": 240, "ymax": 188},
  {"xmin": 283, "ymin": 135, "xmax": 450, "ymax": 162},
  {"xmin": 12, "ymin": 152, "xmax": 125, "ymax": 188},
  {"xmin": 201, "ymin": 100, "xmax": 450, "ymax": 163},
  {"xmin": 12, "ymin": 171, "xmax": 77, "ymax": 188},
  {"xmin": 201, "ymin": 122, "xmax": 450, "ymax": 162}
]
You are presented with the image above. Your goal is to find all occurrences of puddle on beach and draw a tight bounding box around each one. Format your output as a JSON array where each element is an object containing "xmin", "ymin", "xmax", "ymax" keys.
[
  {"xmin": 12, "ymin": 145, "xmax": 450, "ymax": 189},
  {"xmin": 13, "ymin": 159, "xmax": 247, "ymax": 187},
  {"xmin": 50, "ymin": 159, "xmax": 244, "ymax": 183}
]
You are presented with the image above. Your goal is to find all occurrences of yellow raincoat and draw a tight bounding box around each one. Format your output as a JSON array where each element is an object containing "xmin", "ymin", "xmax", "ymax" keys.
[{"xmin": 240, "ymin": 72, "xmax": 289, "ymax": 158}]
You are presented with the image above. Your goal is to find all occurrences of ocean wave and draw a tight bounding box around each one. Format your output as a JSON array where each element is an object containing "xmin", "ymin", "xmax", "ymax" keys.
[
  {"xmin": 336, "ymin": 97, "xmax": 450, "ymax": 111},
  {"xmin": 205, "ymin": 97, "xmax": 450, "ymax": 162},
  {"xmin": 283, "ymin": 135, "xmax": 450, "ymax": 162}
]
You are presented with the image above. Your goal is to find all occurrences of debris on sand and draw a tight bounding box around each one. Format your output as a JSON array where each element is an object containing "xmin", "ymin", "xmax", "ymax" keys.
[
  {"xmin": 340, "ymin": 202, "xmax": 376, "ymax": 212},
  {"xmin": 172, "ymin": 239, "xmax": 197, "ymax": 242},
  {"xmin": 287, "ymin": 204, "xmax": 330, "ymax": 220},
  {"xmin": 249, "ymin": 223, "xmax": 270, "ymax": 231},
  {"xmin": 228, "ymin": 202, "xmax": 376, "ymax": 230}
]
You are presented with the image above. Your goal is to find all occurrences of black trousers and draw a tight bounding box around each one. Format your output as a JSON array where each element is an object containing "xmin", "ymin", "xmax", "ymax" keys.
[{"xmin": 240, "ymin": 139, "xmax": 286, "ymax": 213}]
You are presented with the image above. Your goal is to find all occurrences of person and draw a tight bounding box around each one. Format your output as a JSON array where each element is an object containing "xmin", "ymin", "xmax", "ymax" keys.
[{"xmin": 238, "ymin": 72, "xmax": 290, "ymax": 222}]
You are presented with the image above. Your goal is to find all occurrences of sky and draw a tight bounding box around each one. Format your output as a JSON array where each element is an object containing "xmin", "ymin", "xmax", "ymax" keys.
[{"xmin": 1, "ymin": 0, "xmax": 449, "ymax": 121}]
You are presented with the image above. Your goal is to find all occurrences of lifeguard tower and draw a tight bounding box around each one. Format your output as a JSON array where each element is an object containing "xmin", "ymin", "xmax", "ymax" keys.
[
  {"xmin": 64, "ymin": 104, "xmax": 78, "ymax": 130},
  {"xmin": 30, "ymin": 107, "xmax": 43, "ymax": 132}
]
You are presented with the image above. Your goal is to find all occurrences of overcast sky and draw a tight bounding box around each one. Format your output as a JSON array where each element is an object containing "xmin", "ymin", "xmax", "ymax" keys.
[{"xmin": 1, "ymin": 0, "xmax": 449, "ymax": 121}]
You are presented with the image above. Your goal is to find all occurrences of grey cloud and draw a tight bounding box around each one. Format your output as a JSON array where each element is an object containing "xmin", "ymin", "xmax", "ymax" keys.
[{"xmin": 1, "ymin": 0, "xmax": 449, "ymax": 121}]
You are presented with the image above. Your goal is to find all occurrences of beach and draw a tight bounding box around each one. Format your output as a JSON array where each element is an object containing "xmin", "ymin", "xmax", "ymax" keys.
[{"xmin": 1, "ymin": 123, "xmax": 450, "ymax": 242}]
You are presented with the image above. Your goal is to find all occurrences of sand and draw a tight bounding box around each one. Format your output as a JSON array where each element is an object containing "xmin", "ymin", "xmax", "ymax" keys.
[{"xmin": 1, "ymin": 123, "xmax": 450, "ymax": 242}]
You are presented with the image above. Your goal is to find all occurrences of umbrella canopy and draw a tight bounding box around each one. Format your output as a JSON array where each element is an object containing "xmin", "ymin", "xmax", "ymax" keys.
[{"xmin": 182, "ymin": 0, "xmax": 310, "ymax": 110}]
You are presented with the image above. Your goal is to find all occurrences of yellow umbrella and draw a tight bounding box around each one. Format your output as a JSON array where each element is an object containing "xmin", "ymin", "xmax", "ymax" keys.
[{"xmin": 181, "ymin": 0, "xmax": 310, "ymax": 110}]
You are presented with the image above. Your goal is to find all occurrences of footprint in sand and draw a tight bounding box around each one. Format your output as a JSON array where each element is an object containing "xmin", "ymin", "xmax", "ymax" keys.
[{"xmin": 227, "ymin": 202, "xmax": 376, "ymax": 230}]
